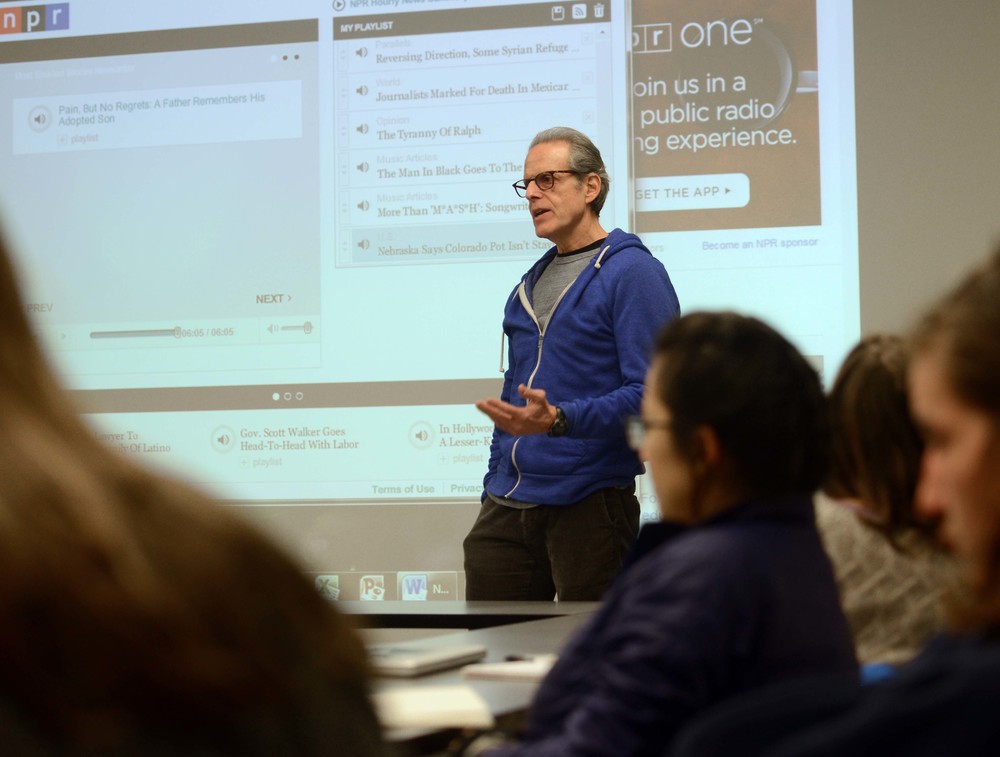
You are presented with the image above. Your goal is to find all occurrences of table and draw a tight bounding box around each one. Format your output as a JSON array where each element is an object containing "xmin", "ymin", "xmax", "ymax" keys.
[
  {"xmin": 371, "ymin": 611, "xmax": 595, "ymax": 753},
  {"xmin": 342, "ymin": 600, "xmax": 598, "ymax": 629}
]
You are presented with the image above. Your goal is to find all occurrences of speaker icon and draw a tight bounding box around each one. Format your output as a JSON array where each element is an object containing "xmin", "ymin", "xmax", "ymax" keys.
[
  {"xmin": 357, "ymin": 123, "xmax": 369, "ymax": 134},
  {"xmin": 28, "ymin": 105, "xmax": 52, "ymax": 132},
  {"xmin": 409, "ymin": 422, "xmax": 434, "ymax": 449},
  {"xmin": 356, "ymin": 85, "xmax": 369, "ymax": 96},
  {"xmin": 356, "ymin": 47, "xmax": 368, "ymax": 58},
  {"xmin": 356, "ymin": 161, "xmax": 369, "ymax": 172},
  {"xmin": 211, "ymin": 426, "xmax": 236, "ymax": 453},
  {"xmin": 357, "ymin": 200, "xmax": 369, "ymax": 211}
]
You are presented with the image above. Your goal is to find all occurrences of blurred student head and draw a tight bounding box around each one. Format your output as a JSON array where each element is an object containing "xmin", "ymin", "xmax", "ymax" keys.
[
  {"xmin": 0, "ymin": 226, "xmax": 385, "ymax": 754},
  {"xmin": 824, "ymin": 334, "xmax": 928, "ymax": 539},
  {"xmin": 908, "ymin": 245, "xmax": 1000, "ymax": 629},
  {"xmin": 638, "ymin": 311, "xmax": 829, "ymax": 523}
]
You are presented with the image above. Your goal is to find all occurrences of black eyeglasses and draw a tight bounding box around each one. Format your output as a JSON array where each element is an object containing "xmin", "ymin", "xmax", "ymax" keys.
[
  {"xmin": 625, "ymin": 415, "xmax": 672, "ymax": 451},
  {"xmin": 512, "ymin": 170, "xmax": 579, "ymax": 197}
]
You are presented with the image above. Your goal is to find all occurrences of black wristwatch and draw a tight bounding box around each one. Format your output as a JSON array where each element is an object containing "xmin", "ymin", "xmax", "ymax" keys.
[{"xmin": 547, "ymin": 406, "xmax": 569, "ymax": 437}]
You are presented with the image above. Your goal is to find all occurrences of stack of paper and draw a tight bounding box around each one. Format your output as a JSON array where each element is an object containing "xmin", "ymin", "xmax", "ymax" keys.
[
  {"xmin": 461, "ymin": 654, "xmax": 558, "ymax": 682},
  {"xmin": 373, "ymin": 685, "xmax": 496, "ymax": 730}
]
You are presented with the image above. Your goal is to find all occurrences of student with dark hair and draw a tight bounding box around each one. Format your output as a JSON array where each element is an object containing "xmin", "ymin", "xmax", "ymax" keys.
[
  {"xmin": 817, "ymin": 334, "xmax": 956, "ymax": 664},
  {"xmin": 0, "ymin": 224, "xmax": 387, "ymax": 755},
  {"xmin": 462, "ymin": 311, "xmax": 856, "ymax": 756},
  {"xmin": 669, "ymin": 245, "xmax": 1000, "ymax": 757}
]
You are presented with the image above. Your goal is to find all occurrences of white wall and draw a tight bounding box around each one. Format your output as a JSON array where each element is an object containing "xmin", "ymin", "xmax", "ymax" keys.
[{"xmin": 856, "ymin": 0, "xmax": 1000, "ymax": 334}]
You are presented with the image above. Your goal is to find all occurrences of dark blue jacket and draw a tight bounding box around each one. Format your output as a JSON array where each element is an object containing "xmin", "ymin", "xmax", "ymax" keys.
[
  {"xmin": 759, "ymin": 633, "xmax": 1000, "ymax": 757},
  {"xmin": 484, "ymin": 228, "xmax": 679, "ymax": 505},
  {"xmin": 488, "ymin": 496, "xmax": 858, "ymax": 757}
]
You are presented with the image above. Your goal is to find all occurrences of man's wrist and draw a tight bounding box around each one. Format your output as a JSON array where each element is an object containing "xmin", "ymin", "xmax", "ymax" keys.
[{"xmin": 547, "ymin": 406, "xmax": 569, "ymax": 437}]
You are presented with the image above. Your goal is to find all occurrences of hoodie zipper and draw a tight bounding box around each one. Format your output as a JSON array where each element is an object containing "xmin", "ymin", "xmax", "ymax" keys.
[{"xmin": 501, "ymin": 250, "xmax": 603, "ymax": 498}]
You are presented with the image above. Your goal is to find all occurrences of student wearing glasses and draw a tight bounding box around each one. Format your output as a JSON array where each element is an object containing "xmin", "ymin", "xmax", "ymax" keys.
[
  {"xmin": 460, "ymin": 312, "xmax": 856, "ymax": 756},
  {"xmin": 463, "ymin": 126, "xmax": 680, "ymax": 601}
]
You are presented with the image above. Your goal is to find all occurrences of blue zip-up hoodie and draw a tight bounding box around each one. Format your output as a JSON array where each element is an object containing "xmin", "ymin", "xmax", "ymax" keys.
[{"xmin": 483, "ymin": 227, "xmax": 680, "ymax": 505}]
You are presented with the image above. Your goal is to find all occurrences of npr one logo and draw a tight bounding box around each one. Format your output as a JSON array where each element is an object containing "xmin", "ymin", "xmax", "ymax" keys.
[
  {"xmin": 0, "ymin": 3, "xmax": 70, "ymax": 35},
  {"xmin": 633, "ymin": 17, "xmax": 756, "ymax": 54}
]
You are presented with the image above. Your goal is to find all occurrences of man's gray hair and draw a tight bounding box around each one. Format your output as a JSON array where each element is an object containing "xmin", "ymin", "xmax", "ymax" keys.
[{"xmin": 529, "ymin": 127, "xmax": 610, "ymax": 217}]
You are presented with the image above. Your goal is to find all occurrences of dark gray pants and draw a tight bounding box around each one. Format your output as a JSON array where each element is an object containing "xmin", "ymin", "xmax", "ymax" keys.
[{"xmin": 462, "ymin": 484, "xmax": 641, "ymax": 601}]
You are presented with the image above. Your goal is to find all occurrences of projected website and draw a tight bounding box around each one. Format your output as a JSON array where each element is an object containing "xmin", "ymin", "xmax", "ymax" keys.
[
  {"xmin": 0, "ymin": 0, "xmax": 631, "ymax": 508},
  {"xmin": 1, "ymin": 0, "xmax": 855, "ymax": 522},
  {"xmin": 6, "ymin": 21, "xmax": 321, "ymax": 382},
  {"xmin": 629, "ymin": 0, "xmax": 858, "ymax": 381}
]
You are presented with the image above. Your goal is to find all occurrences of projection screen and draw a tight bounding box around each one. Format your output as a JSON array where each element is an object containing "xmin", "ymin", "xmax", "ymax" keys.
[{"xmin": 0, "ymin": 0, "xmax": 857, "ymax": 600}]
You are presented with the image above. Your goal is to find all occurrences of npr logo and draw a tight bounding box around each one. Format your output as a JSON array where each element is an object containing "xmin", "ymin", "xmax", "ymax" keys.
[
  {"xmin": 632, "ymin": 18, "xmax": 756, "ymax": 54},
  {"xmin": 1, "ymin": 3, "xmax": 70, "ymax": 35},
  {"xmin": 632, "ymin": 23, "xmax": 672, "ymax": 54}
]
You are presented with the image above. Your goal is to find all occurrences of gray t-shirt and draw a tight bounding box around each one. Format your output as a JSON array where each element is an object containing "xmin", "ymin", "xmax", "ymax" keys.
[{"xmin": 531, "ymin": 239, "xmax": 604, "ymax": 331}]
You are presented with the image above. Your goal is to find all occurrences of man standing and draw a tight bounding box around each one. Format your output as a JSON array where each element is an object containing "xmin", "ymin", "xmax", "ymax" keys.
[{"xmin": 464, "ymin": 127, "xmax": 680, "ymax": 601}]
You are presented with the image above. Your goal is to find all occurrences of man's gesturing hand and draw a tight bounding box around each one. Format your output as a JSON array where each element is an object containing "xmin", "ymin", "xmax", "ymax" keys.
[{"xmin": 475, "ymin": 384, "xmax": 558, "ymax": 436}]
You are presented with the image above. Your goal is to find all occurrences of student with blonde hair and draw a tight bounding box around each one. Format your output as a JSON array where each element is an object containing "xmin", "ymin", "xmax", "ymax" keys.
[{"xmin": 0, "ymin": 225, "xmax": 387, "ymax": 755}]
